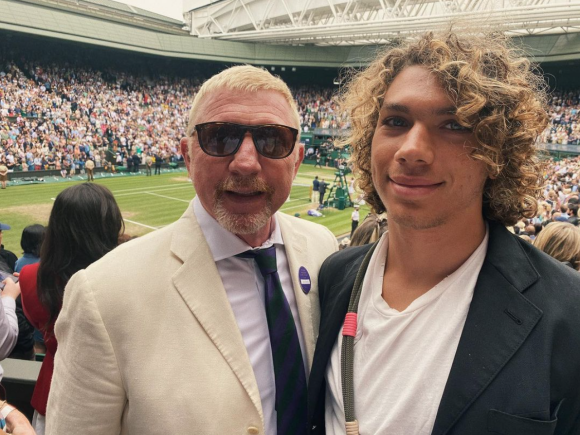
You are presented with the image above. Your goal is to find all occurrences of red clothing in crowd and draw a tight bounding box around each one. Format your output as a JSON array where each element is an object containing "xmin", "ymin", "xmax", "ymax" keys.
[{"xmin": 19, "ymin": 262, "xmax": 57, "ymax": 416}]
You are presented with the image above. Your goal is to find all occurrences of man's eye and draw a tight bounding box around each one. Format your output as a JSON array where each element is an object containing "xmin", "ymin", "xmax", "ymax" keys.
[
  {"xmin": 444, "ymin": 121, "xmax": 471, "ymax": 131},
  {"xmin": 383, "ymin": 117, "xmax": 407, "ymax": 127}
]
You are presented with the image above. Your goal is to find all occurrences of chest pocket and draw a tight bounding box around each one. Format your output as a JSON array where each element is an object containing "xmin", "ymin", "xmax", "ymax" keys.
[{"xmin": 487, "ymin": 400, "xmax": 564, "ymax": 435}]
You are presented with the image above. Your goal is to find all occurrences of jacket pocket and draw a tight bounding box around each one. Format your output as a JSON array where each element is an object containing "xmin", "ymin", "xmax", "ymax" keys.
[{"xmin": 487, "ymin": 409, "xmax": 558, "ymax": 435}]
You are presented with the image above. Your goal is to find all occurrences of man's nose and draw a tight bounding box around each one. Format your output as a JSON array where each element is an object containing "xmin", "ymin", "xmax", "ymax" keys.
[
  {"xmin": 394, "ymin": 124, "xmax": 435, "ymax": 165},
  {"xmin": 229, "ymin": 131, "xmax": 261, "ymax": 175}
]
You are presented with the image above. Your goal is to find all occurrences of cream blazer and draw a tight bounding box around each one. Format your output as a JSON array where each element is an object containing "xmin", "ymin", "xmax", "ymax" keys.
[{"xmin": 46, "ymin": 205, "xmax": 338, "ymax": 435}]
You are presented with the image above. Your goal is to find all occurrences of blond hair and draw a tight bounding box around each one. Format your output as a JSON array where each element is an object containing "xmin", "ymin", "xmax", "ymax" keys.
[
  {"xmin": 185, "ymin": 65, "xmax": 300, "ymax": 137},
  {"xmin": 534, "ymin": 222, "xmax": 580, "ymax": 270},
  {"xmin": 339, "ymin": 31, "xmax": 549, "ymax": 226}
]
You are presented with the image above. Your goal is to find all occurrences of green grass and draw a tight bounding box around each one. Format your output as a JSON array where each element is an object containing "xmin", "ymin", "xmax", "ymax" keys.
[{"xmin": 0, "ymin": 165, "xmax": 371, "ymax": 255}]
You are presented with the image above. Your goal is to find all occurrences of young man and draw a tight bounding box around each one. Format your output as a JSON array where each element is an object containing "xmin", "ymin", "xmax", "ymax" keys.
[
  {"xmin": 46, "ymin": 66, "xmax": 337, "ymax": 435},
  {"xmin": 308, "ymin": 32, "xmax": 580, "ymax": 435}
]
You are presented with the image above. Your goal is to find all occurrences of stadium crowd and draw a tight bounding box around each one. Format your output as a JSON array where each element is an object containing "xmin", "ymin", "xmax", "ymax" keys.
[
  {"xmin": 541, "ymin": 89, "xmax": 580, "ymax": 145},
  {"xmin": 0, "ymin": 55, "xmax": 350, "ymax": 176}
]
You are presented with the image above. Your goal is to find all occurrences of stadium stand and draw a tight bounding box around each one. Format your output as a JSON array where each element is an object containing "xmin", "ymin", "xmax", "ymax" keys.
[{"xmin": 0, "ymin": 40, "xmax": 350, "ymax": 177}]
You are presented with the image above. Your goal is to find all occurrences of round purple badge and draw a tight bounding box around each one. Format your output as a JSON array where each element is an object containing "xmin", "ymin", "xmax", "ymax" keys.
[{"xmin": 298, "ymin": 267, "xmax": 312, "ymax": 294}]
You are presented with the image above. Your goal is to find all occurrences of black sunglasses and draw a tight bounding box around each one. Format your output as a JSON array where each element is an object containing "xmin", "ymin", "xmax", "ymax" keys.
[{"xmin": 194, "ymin": 122, "xmax": 298, "ymax": 159}]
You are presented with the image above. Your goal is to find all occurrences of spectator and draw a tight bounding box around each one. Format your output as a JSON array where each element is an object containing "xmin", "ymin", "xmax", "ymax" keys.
[
  {"xmin": 18, "ymin": 183, "xmax": 124, "ymax": 435},
  {"xmin": 350, "ymin": 213, "xmax": 388, "ymax": 247},
  {"xmin": 534, "ymin": 222, "xmax": 580, "ymax": 270},
  {"xmin": 523, "ymin": 224, "xmax": 536, "ymax": 240},
  {"xmin": 85, "ymin": 158, "xmax": 95, "ymax": 182},
  {"xmin": 0, "ymin": 162, "xmax": 7, "ymax": 190},
  {"xmin": 350, "ymin": 204, "xmax": 360, "ymax": 237},
  {"xmin": 0, "ymin": 275, "xmax": 37, "ymax": 435},
  {"xmin": 11, "ymin": 225, "xmax": 45, "ymax": 360},
  {"xmin": 0, "ymin": 224, "xmax": 17, "ymax": 273},
  {"xmin": 311, "ymin": 176, "xmax": 319, "ymax": 203},
  {"xmin": 145, "ymin": 153, "xmax": 153, "ymax": 176},
  {"xmin": 131, "ymin": 152, "xmax": 141, "ymax": 173},
  {"xmin": 0, "ymin": 275, "xmax": 18, "ymax": 360},
  {"xmin": 318, "ymin": 178, "xmax": 328, "ymax": 207},
  {"xmin": 568, "ymin": 203, "xmax": 579, "ymax": 226},
  {"xmin": 15, "ymin": 224, "xmax": 45, "ymax": 273},
  {"xmin": 154, "ymin": 152, "xmax": 162, "ymax": 175},
  {"xmin": 555, "ymin": 204, "xmax": 569, "ymax": 221}
]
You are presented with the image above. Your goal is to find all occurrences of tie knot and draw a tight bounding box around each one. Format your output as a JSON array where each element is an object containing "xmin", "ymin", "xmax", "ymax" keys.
[{"xmin": 237, "ymin": 245, "xmax": 277, "ymax": 276}]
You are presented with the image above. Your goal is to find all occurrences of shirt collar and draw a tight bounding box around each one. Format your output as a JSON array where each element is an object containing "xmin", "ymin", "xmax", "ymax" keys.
[{"xmin": 192, "ymin": 196, "xmax": 283, "ymax": 262}]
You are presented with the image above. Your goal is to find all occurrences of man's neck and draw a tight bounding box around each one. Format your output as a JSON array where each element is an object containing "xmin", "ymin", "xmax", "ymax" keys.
[
  {"xmin": 236, "ymin": 218, "xmax": 275, "ymax": 249},
  {"xmin": 382, "ymin": 216, "xmax": 487, "ymax": 311}
]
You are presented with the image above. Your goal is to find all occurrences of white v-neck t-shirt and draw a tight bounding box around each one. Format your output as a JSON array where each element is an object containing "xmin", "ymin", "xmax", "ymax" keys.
[{"xmin": 325, "ymin": 228, "xmax": 489, "ymax": 435}]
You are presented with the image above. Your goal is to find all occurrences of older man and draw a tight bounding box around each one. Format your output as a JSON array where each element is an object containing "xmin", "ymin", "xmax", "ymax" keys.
[
  {"xmin": 308, "ymin": 32, "xmax": 580, "ymax": 435},
  {"xmin": 46, "ymin": 65, "xmax": 337, "ymax": 435}
]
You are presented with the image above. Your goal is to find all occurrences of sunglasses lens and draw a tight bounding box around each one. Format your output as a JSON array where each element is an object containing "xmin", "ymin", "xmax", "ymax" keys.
[
  {"xmin": 254, "ymin": 126, "xmax": 295, "ymax": 159},
  {"xmin": 196, "ymin": 123, "xmax": 296, "ymax": 159},
  {"xmin": 199, "ymin": 124, "xmax": 242, "ymax": 156}
]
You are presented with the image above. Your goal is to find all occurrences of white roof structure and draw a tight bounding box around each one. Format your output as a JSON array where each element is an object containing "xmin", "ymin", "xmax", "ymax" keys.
[{"xmin": 183, "ymin": 0, "xmax": 580, "ymax": 45}]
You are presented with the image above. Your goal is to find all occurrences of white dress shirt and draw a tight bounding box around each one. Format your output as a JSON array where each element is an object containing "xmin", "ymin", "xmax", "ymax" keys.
[{"xmin": 193, "ymin": 196, "xmax": 307, "ymax": 435}]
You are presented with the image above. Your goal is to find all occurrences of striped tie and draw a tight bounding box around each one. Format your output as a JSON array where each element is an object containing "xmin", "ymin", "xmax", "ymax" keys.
[{"xmin": 238, "ymin": 246, "xmax": 308, "ymax": 435}]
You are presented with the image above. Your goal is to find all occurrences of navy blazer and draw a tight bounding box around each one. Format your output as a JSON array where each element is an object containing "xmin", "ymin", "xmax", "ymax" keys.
[{"xmin": 308, "ymin": 221, "xmax": 580, "ymax": 435}]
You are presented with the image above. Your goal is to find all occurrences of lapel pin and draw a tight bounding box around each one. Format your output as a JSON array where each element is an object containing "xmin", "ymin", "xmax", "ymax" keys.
[{"xmin": 298, "ymin": 267, "xmax": 311, "ymax": 294}]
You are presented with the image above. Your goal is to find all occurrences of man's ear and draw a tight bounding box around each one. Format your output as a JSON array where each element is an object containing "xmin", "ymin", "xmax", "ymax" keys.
[
  {"xmin": 293, "ymin": 143, "xmax": 304, "ymax": 178},
  {"xmin": 180, "ymin": 137, "xmax": 191, "ymax": 167}
]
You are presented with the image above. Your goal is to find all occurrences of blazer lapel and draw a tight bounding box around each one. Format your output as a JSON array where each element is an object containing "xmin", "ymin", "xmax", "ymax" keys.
[
  {"xmin": 278, "ymin": 213, "xmax": 317, "ymax": 371},
  {"xmin": 432, "ymin": 223, "xmax": 543, "ymax": 435},
  {"xmin": 169, "ymin": 206, "xmax": 263, "ymax": 424}
]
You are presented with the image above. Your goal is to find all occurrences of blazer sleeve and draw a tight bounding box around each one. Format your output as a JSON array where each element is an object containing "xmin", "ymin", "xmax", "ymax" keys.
[{"xmin": 46, "ymin": 270, "xmax": 126, "ymax": 435}]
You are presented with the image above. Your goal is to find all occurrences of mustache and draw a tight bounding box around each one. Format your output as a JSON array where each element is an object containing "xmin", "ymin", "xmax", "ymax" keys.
[{"xmin": 216, "ymin": 176, "xmax": 274, "ymax": 195}]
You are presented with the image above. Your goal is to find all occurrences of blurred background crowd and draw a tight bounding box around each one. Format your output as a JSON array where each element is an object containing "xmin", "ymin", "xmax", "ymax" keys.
[{"xmin": 0, "ymin": 52, "xmax": 349, "ymax": 175}]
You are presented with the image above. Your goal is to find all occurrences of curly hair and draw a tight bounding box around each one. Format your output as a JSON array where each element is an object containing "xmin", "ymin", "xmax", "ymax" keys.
[{"xmin": 339, "ymin": 31, "xmax": 549, "ymax": 226}]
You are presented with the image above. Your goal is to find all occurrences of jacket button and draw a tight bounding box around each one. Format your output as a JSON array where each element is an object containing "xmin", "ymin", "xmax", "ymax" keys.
[{"xmin": 247, "ymin": 426, "xmax": 259, "ymax": 434}]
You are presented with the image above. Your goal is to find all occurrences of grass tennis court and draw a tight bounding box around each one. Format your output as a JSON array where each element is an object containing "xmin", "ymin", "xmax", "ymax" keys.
[{"xmin": 1, "ymin": 165, "xmax": 371, "ymax": 255}]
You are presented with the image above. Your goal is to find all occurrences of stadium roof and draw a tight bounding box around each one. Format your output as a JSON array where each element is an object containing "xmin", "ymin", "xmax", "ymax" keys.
[
  {"xmin": 3, "ymin": 0, "xmax": 580, "ymax": 66},
  {"xmin": 184, "ymin": 0, "xmax": 580, "ymax": 46},
  {"xmin": 15, "ymin": 0, "xmax": 185, "ymax": 34}
]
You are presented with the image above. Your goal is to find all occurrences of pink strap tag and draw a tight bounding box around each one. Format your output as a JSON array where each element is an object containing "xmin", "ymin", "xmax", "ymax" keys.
[{"xmin": 342, "ymin": 313, "xmax": 358, "ymax": 337}]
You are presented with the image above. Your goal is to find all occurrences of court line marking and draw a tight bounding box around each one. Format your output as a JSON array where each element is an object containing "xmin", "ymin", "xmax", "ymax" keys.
[
  {"xmin": 123, "ymin": 219, "xmax": 159, "ymax": 230},
  {"xmin": 112, "ymin": 183, "xmax": 189, "ymax": 193},
  {"xmin": 145, "ymin": 192, "xmax": 191, "ymax": 203},
  {"xmin": 114, "ymin": 185, "xmax": 193, "ymax": 197},
  {"xmin": 281, "ymin": 202, "xmax": 313, "ymax": 212}
]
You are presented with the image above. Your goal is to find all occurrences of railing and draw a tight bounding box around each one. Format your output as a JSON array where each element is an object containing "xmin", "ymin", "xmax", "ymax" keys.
[{"xmin": 0, "ymin": 358, "xmax": 40, "ymax": 421}]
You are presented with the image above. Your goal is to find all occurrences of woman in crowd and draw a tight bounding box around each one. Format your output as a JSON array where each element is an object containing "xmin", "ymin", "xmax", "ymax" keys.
[
  {"xmin": 350, "ymin": 213, "xmax": 388, "ymax": 247},
  {"xmin": 533, "ymin": 222, "xmax": 580, "ymax": 270},
  {"xmin": 18, "ymin": 183, "xmax": 124, "ymax": 434},
  {"xmin": 14, "ymin": 225, "xmax": 45, "ymax": 273}
]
